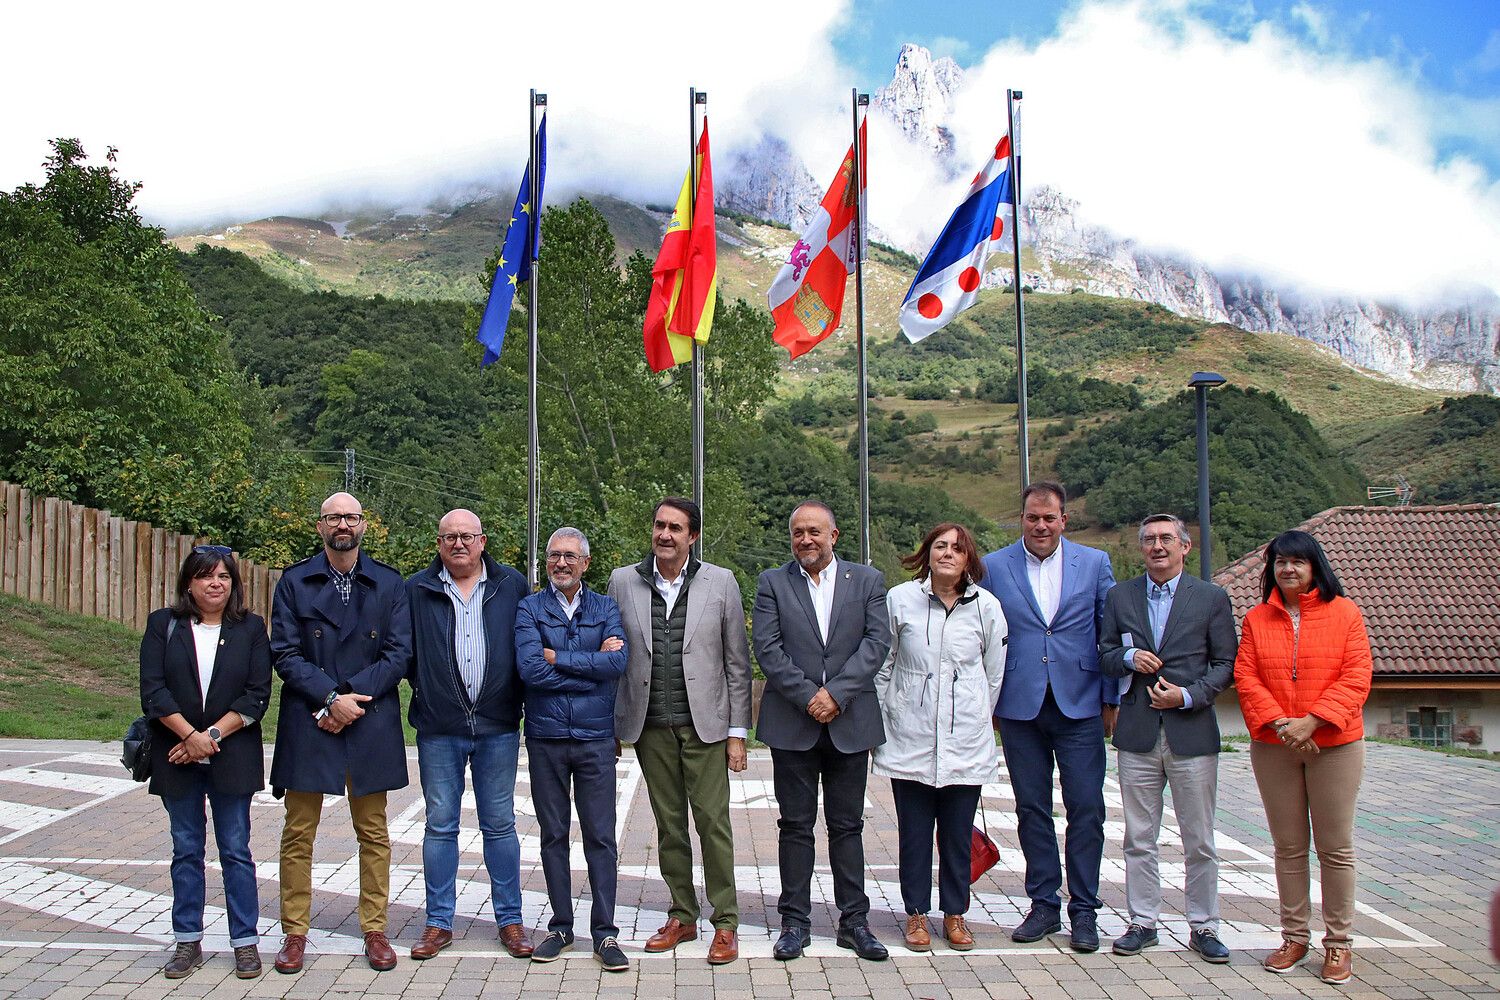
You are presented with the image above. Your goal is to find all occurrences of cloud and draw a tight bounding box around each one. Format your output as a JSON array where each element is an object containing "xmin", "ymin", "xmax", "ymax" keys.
[
  {"xmin": 944, "ymin": 0, "xmax": 1500, "ymax": 303},
  {"xmin": 1470, "ymin": 29, "xmax": 1500, "ymax": 75},
  {"xmin": 1, "ymin": 0, "xmax": 853, "ymax": 229},
  {"xmin": 4, "ymin": 0, "xmax": 1497, "ymax": 305}
]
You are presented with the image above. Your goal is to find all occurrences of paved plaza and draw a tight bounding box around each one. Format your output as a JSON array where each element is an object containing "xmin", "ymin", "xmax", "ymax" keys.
[{"xmin": 0, "ymin": 738, "xmax": 1493, "ymax": 998}]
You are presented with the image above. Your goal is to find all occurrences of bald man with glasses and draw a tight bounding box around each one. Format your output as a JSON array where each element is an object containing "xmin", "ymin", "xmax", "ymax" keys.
[
  {"xmin": 269, "ymin": 493, "xmax": 412, "ymax": 974},
  {"xmin": 405, "ymin": 510, "xmax": 534, "ymax": 960}
]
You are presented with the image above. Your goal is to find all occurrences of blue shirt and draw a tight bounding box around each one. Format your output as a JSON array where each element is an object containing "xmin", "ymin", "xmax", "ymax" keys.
[
  {"xmin": 1125, "ymin": 572, "xmax": 1193, "ymax": 710},
  {"xmin": 439, "ymin": 565, "xmax": 488, "ymax": 703}
]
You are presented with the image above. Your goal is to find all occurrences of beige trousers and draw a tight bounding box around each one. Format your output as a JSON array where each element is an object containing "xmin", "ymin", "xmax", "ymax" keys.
[
  {"xmin": 280, "ymin": 781, "xmax": 390, "ymax": 935},
  {"xmin": 1249, "ymin": 739, "xmax": 1364, "ymax": 947}
]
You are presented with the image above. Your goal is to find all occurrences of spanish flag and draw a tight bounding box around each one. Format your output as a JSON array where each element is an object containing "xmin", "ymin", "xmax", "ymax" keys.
[{"xmin": 643, "ymin": 123, "xmax": 717, "ymax": 372}]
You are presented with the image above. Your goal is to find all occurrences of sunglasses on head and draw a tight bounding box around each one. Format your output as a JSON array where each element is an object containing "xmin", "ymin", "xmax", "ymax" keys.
[{"xmin": 194, "ymin": 545, "xmax": 234, "ymax": 557}]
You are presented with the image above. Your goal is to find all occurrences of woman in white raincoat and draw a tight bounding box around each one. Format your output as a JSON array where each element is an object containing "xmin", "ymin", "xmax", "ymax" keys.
[{"xmin": 873, "ymin": 522, "xmax": 1008, "ymax": 953}]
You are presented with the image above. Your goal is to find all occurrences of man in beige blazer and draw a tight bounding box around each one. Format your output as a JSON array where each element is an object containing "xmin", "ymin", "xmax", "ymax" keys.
[{"xmin": 608, "ymin": 497, "xmax": 753, "ymax": 965}]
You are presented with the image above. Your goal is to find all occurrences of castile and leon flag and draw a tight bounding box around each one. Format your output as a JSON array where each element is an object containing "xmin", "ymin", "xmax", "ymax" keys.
[{"xmin": 767, "ymin": 119, "xmax": 868, "ymax": 360}]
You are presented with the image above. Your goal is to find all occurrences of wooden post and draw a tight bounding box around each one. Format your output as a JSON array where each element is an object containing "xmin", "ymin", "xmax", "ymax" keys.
[
  {"xmin": 81, "ymin": 507, "xmax": 97, "ymax": 617},
  {"xmin": 1, "ymin": 483, "xmax": 16, "ymax": 596},
  {"xmin": 122, "ymin": 520, "xmax": 137, "ymax": 627},
  {"xmin": 134, "ymin": 521, "xmax": 151, "ymax": 628},
  {"xmin": 67, "ymin": 503, "xmax": 84, "ymax": 614},
  {"xmin": 107, "ymin": 516, "xmax": 123, "ymax": 622},
  {"xmin": 26, "ymin": 491, "xmax": 42, "ymax": 603},
  {"xmin": 42, "ymin": 498, "xmax": 59, "ymax": 608},
  {"xmin": 15, "ymin": 488, "xmax": 32, "ymax": 599}
]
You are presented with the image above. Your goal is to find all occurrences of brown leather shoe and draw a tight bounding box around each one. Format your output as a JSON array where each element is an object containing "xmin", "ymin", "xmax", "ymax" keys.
[
  {"xmin": 233, "ymin": 945, "xmax": 263, "ymax": 979},
  {"xmin": 903, "ymin": 914, "xmax": 931, "ymax": 952},
  {"xmin": 162, "ymin": 942, "xmax": 204, "ymax": 979},
  {"xmin": 944, "ymin": 914, "xmax": 974, "ymax": 951},
  {"xmin": 1321, "ymin": 945, "xmax": 1354, "ymax": 985},
  {"xmin": 274, "ymin": 934, "xmax": 307, "ymax": 975},
  {"xmin": 1264, "ymin": 938, "xmax": 1309, "ymax": 974},
  {"xmin": 644, "ymin": 917, "xmax": 698, "ymax": 953},
  {"xmin": 364, "ymin": 931, "xmax": 398, "ymax": 972},
  {"xmin": 707, "ymin": 928, "xmax": 738, "ymax": 965},
  {"xmin": 410, "ymin": 926, "xmax": 453, "ymax": 960},
  {"xmin": 499, "ymin": 923, "xmax": 534, "ymax": 959}
]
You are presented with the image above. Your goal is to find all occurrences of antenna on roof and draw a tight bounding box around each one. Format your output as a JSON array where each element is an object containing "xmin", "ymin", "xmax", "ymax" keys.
[{"xmin": 1367, "ymin": 474, "xmax": 1413, "ymax": 507}]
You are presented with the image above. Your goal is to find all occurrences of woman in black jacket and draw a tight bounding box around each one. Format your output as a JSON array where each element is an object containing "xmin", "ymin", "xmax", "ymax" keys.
[{"xmin": 139, "ymin": 546, "xmax": 272, "ymax": 979}]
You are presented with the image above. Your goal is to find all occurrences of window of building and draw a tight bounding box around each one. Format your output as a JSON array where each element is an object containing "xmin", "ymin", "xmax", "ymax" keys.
[{"xmin": 1405, "ymin": 706, "xmax": 1453, "ymax": 747}]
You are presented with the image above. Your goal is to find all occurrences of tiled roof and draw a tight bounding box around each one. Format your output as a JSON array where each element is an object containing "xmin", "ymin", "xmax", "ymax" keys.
[{"xmin": 1212, "ymin": 504, "xmax": 1500, "ymax": 677}]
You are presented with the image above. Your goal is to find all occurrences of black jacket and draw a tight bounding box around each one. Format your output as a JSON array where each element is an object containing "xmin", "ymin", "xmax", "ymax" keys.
[
  {"xmin": 139, "ymin": 608, "xmax": 272, "ymax": 797},
  {"xmin": 406, "ymin": 553, "xmax": 529, "ymax": 737}
]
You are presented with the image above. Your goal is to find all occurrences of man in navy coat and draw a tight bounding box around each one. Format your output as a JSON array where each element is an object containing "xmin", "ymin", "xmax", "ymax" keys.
[
  {"xmin": 269, "ymin": 492, "xmax": 412, "ymax": 974},
  {"xmin": 979, "ymin": 481, "xmax": 1118, "ymax": 953}
]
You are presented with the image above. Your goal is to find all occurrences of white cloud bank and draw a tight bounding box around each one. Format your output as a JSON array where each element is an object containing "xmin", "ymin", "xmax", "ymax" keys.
[
  {"xmin": 948, "ymin": 1, "xmax": 1500, "ymax": 303},
  {"xmin": 1, "ymin": 0, "xmax": 850, "ymax": 228},
  {"xmin": 4, "ymin": 0, "xmax": 1498, "ymax": 304}
]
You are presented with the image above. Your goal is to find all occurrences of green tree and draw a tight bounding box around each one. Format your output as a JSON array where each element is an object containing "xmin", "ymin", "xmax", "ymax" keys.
[{"xmin": 0, "ymin": 140, "xmax": 304, "ymax": 558}]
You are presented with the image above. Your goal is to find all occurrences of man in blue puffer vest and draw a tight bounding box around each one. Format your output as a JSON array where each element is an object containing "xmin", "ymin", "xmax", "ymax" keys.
[{"xmin": 514, "ymin": 526, "xmax": 629, "ymax": 972}]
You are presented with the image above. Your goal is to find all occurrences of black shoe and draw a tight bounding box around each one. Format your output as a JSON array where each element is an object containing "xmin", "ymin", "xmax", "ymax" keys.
[
  {"xmin": 594, "ymin": 937, "xmax": 629, "ymax": 972},
  {"xmin": 835, "ymin": 924, "xmax": 889, "ymax": 961},
  {"xmin": 1112, "ymin": 924, "xmax": 1159, "ymax": 956},
  {"xmin": 1189, "ymin": 928, "xmax": 1231, "ymax": 964},
  {"xmin": 1069, "ymin": 912, "xmax": 1099, "ymax": 953},
  {"xmin": 1011, "ymin": 907, "xmax": 1062, "ymax": 943},
  {"xmin": 530, "ymin": 930, "xmax": 574, "ymax": 962},
  {"xmin": 773, "ymin": 926, "xmax": 811, "ymax": 961}
]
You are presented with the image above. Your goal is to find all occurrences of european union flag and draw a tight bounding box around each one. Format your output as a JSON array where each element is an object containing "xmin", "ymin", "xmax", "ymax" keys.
[{"xmin": 476, "ymin": 114, "xmax": 547, "ymax": 366}]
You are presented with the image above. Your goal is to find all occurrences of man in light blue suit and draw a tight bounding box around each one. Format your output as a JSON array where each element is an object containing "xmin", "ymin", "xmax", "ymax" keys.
[{"xmin": 979, "ymin": 481, "xmax": 1118, "ymax": 953}]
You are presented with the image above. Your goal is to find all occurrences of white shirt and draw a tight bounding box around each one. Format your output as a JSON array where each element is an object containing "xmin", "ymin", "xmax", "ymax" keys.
[
  {"xmin": 553, "ymin": 585, "xmax": 582, "ymax": 621},
  {"xmin": 1024, "ymin": 544, "xmax": 1063, "ymax": 625},
  {"xmin": 191, "ymin": 621, "xmax": 221, "ymax": 710},
  {"xmin": 653, "ymin": 558, "xmax": 688, "ymax": 616},
  {"xmin": 800, "ymin": 556, "xmax": 838, "ymax": 645}
]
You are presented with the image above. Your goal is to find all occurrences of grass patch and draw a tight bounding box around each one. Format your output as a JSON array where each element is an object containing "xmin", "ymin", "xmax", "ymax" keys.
[{"xmin": 0, "ymin": 593, "xmax": 418, "ymax": 744}]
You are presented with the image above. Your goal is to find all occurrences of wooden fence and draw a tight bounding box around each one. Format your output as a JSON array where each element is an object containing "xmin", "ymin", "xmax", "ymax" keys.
[{"xmin": 0, "ymin": 481, "xmax": 281, "ymax": 632}]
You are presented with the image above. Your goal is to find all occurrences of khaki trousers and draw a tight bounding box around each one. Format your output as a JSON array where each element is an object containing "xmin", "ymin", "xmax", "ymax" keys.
[
  {"xmin": 280, "ymin": 781, "xmax": 390, "ymax": 935},
  {"xmin": 1249, "ymin": 739, "xmax": 1364, "ymax": 947}
]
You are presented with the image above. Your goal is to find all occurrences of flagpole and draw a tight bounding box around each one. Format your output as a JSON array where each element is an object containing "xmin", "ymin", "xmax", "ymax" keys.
[
  {"xmin": 689, "ymin": 87, "xmax": 706, "ymax": 559},
  {"xmin": 527, "ymin": 89, "xmax": 544, "ymax": 590},
  {"xmin": 1006, "ymin": 88, "xmax": 1030, "ymax": 489},
  {"xmin": 852, "ymin": 89, "xmax": 871, "ymax": 565}
]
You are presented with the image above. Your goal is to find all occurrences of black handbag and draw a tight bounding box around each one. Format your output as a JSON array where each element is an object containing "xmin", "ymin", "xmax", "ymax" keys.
[
  {"xmin": 123, "ymin": 616, "xmax": 177, "ymax": 781},
  {"xmin": 121, "ymin": 715, "xmax": 152, "ymax": 781}
]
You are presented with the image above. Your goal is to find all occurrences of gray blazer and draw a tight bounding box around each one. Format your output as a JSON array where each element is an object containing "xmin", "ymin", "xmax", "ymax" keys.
[
  {"xmin": 1099, "ymin": 573, "xmax": 1238, "ymax": 757},
  {"xmin": 609, "ymin": 558, "xmax": 753, "ymax": 745},
  {"xmin": 752, "ymin": 559, "xmax": 891, "ymax": 754}
]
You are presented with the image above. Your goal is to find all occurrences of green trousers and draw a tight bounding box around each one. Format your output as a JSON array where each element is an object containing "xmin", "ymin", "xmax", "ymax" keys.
[{"xmin": 634, "ymin": 725, "xmax": 739, "ymax": 930}]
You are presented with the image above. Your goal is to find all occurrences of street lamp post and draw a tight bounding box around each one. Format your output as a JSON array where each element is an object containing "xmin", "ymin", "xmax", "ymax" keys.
[{"xmin": 1189, "ymin": 372, "xmax": 1226, "ymax": 579}]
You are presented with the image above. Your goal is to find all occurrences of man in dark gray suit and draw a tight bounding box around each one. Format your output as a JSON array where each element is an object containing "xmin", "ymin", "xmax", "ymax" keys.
[
  {"xmin": 753, "ymin": 501, "xmax": 891, "ymax": 962},
  {"xmin": 1099, "ymin": 514, "xmax": 1237, "ymax": 964}
]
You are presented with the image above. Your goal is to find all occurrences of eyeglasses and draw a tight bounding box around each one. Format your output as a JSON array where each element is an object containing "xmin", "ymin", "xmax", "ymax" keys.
[
  {"xmin": 193, "ymin": 544, "xmax": 233, "ymax": 557},
  {"xmin": 1141, "ymin": 534, "xmax": 1182, "ymax": 547},
  {"xmin": 438, "ymin": 532, "xmax": 482, "ymax": 546},
  {"xmin": 319, "ymin": 513, "xmax": 365, "ymax": 526},
  {"xmin": 546, "ymin": 551, "xmax": 583, "ymax": 564}
]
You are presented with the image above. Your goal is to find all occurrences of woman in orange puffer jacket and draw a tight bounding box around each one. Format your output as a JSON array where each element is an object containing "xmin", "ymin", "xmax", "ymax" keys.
[{"xmin": 1234, "ymin": 530, "xmax": 1372, "ymax": 988}]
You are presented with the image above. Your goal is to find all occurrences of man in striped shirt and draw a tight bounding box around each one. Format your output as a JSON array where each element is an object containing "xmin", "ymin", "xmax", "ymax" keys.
[{"xmin": 404, "ymin": 510, "xmax": 533, "ymax": 960}]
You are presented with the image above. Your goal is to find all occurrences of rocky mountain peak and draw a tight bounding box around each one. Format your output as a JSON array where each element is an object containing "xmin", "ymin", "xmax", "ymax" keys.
[{"xmin": 873, "ymin": 43, "xmax": 963, "ymax": 158}]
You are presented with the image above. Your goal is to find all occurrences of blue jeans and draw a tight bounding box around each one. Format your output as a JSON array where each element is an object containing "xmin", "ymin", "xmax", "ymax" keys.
[
  {"xmin": 418, "ymin": 731, "xmax": 522, "ymax": 929},
  {"xmin": 161, "ymin": 771, "xmax": 259, "ymax": 947},
  {"xmin": 998, "ymin": 687, "xmax": 1106, "ymax": 919}
]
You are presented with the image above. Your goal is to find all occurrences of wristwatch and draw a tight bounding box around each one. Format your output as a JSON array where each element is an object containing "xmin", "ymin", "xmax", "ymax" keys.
[{"xmin": 207, "ymin": 727, "xmax": 222, "ymax": 746}]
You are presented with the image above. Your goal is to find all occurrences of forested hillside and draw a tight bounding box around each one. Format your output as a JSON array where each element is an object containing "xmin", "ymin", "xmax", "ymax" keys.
[{"xmin": 6, "ymin": 141, "xmax": 1496, "ymax": 596}]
